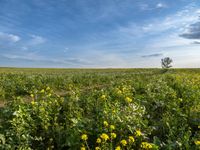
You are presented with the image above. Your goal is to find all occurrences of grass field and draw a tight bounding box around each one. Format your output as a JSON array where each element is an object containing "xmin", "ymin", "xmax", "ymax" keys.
[{"xmin": 0, "ymin": 68, "xmax": 200, "ymax": 150}]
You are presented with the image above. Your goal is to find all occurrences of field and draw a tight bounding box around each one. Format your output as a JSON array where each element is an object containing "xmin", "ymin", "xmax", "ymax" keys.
[{"xmin": 0, "ymin": 68, "xmax": 200, "ymax": 150}]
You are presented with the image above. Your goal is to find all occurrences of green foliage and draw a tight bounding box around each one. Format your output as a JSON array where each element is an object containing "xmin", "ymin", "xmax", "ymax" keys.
[{"xmin": 0, "ymin": 68, "xmax": 200, "ymax": 149}]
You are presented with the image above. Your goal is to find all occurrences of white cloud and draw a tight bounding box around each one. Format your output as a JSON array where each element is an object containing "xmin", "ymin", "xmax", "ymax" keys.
[
  {"xmin": 156, "ymin": 3, "xmax": 167, "ymax": 9},
  {"xmin": 118, "ymin": 4, "xmax": 199, "ymax": 39},
  {"xmin": 0, "ymin": 32, "xmax": 20, "ymax": 42},
  {"xmin": 29, "ymin": 34, "xmax": 46, "ymax": 45}
]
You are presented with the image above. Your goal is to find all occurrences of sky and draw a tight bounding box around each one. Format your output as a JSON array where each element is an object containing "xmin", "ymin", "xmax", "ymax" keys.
[{"xmin": 0, "ymin": 0, "xmax": 200, "ymax": 68}]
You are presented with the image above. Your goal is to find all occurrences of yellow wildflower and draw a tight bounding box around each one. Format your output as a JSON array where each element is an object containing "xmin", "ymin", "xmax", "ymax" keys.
[
  {"xmin": 198, "ymin": 125, "xmax": 200, "ymax": 129},
  {"xmin": 116, "ymin": 89, "xmax": 122, "ymax": 95},
  {"xmin": 141, "ymin": 142, "xmax": 152, "ymax": 149},
  {"xmin": 111, "ymin": 133, "xmax": 117, "ymax": 139},
  {"xmin": 30, "ymin": 94, "xmax": 34, "ymax": 98},
  {"xmin": 125, "ymin": 97, "xmax": 132, "ymax": 103},
  {"xmin": 110, "ymin": 125, "xmax": 115, "ymax": 130},
  {"xmin": 81, "ymin": 134, "xmax": 88, "ymax": 141},
  {"xmin": 135, "ymin": 130, "xmax": 142, "ymax": 137},
  {"xmin": 46, "ymin": 86, "xmax": 50, "ymax": 90},
  {"xmin": 100, "ymin": 133, "xmax": 109, "ymax": 141},
  {"xmin": 31, "ymin": 101, "xmax": 35, "ymax": 105},
  {"xmin": 96, "ymin": 138, "xmax": 101, "ymax": 143},
  {"xmin": 195, "ymin": 140, "xmax": 200, "ymax": 145},
  {"xmin": 103, "ymin": 121, "xmax": 109, "ymax": 127},
  {"xmin": 128, "ymin": 136, "xmax": 135, "ymax": 143},
  {"xmin": 40, "ymin": 89, "xmax": 45, "ymax": 93},
  {"xmin": 115, "ymin": 146, "xmax": 121, "ymax": 150},
  {"xmin": 101, "ymin": 94, "xmax": 106, "ymax": 100},
  {"xmin": 80, "ymin": 147, "xmax": 86, "ymax": 150},
  {"xmin": 120, "ymin": 139, "xmax": 127, "ymax": 146},
  {"xmin": 95, "ymin": 147, "xmax": 101, "ymax": 150}
]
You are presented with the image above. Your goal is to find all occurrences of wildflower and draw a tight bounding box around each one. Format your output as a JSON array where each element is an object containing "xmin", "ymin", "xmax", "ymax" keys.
[
  {"xmin": 116, "ymin": 89, "xmax": 122, "ymax": 95},
  {"xmin": 80, "ymin": 147, "xmax": 86, "ymax": 150},
  {"xmin": 195, "ymin": 140, "xmax": 200, "ymax": 145},
  {"xmin": 120, "ymin": 139, "xmax": 127, "ymax": 146},
  {"xmin": 110, "ymin": 125, "xmax": 115, "ymax": 130},
  {"xmin": 135, "ymin": 130, "xmax": 142, "ymax": 137},
  {"xmin": 96, "ymin": 138, "xmax": 101, "ymax": 143},
  {"xmin": 95, "ymin": 147, "xmax": 101, "ymax": 150},
  {"xmin": 128, "ymin": 136, "xmax": 135, "ymax": 143},
  {"xmin": 30, "ymin": 94, "xmax": 34, "ymax": 98},
  {"xmin": 46, "ymin": 86, "xmax": 50, "ymax": 90},
  {"xmin": 111, "ymin": 133, "xmax": 117, "ymax": 139},
  {"xmin": 81, "ymin": 134, "xmax": 88, "ymax": 141},
  {"xmin": 101, "ymin": 94, "xmax": 106, "ymax": 100},
  {"xmin": 100, "ymin": 133, "xmax": 109, "ymax": 141},
  {"xmin": 115, "ymin": 146, "xmax": 121, "ymax": 150},
  {"xmin": 31, "ymin": 101, "xmax": 35, "ymax": 105},
  {"xmin": 141, "ymin": 142, "xmax": 152, "ymax": 149},
  {"xmin": 103, "ymin": 121, "xmax": 109, "ymax": 127},
  {"xmin": 125, "ymin": 97, "xmax": 132, "ymax": 103},
  {"xmin": 40, "ymin": 89, "xmax": 45, "ymax": 93},
  {"xmin": 198, "ymin": 125, "xmax": 200, "ymax": 129}
]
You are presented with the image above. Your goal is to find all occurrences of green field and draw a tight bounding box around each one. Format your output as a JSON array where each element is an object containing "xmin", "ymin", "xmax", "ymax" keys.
[{"xmin": 0, "ymin": 68, "xmax": 200, "ymax": 150}]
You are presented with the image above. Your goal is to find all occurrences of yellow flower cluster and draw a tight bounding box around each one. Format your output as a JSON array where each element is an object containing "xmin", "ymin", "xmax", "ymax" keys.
[
  {"xmin": 100, "ymin": 94, "xmax": 106, "ymax": 100},
  {"xmin": 95, "ymin": 147, "xmax": 101, "ymax": 150},
  {"xmin": 81, "ymin": 134, "xmax": 88, "ymax": 141},
  {"xmin": 115, "ymin": 146, "xmax": 121, "ymax": 150},
  {"xmin": 111, "ymin": 133, "xmax": 117, "ymax": 139},
  {"xmin": 46, "ymin": 86, "xmax": 51, "ymax": 91},
  {"xmin": 195, "ymin": 140, "xmax": 200, "ymax": 145},
  {"xmin": 135, "ymin": 130, "xmax": 142, "ymax": 137},
  {"xmin": 96, "ymin": 138, "xmax": 101, "ymax": 143},
  {"xmin": 80, "ymin": 147, "xmax": 86, "ymax": 150},
  {"xmin": 110, "ymin": 125, "xmax": 115, "ymax": 130},
  {"xmin": 103, "ymin": 121, "xmax": 109, "ymax": 127},
  {"xmin": 128, "ymin": 136, "xmax": 135, "ymax": 143},
  {"xmin": 141, "ymin": 142, "xmax": 153, "ymax": 149},
  {"xmin": 100, "ymin": 133, "xmax": 109, "ymax": 141},
  {"xmin": 120, "ymin": 139, "xmax": 127, "ymax": 146},
  {"xmin": 125, "ymin": 97, "xmax": 132, "ymax": 103}
]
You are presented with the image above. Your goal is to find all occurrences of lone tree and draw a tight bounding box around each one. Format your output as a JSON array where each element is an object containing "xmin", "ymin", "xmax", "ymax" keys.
[{"xmin": 161, "ymin": 57, "xmax": 173, "ymax": 68}]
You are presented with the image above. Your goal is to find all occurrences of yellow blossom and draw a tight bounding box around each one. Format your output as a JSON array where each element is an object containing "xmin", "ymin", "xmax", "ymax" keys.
[
  {"xmin": 46, "ymin": 86, "xmax": 50, "ymax": 90},
  {"xmin": 81, "ymin": 134, "xmax": 88, "ymax": 141},
  {"xmin": 95, "ymin": 147, "xmax": 101, "ymax": 150},
  {"xmin": 40, "ymin": 89, "xmax": 45, "ymax": 93},
  {"xmin": 103, "ymin": 121, "xmax": 109, "ymax": 127},
  {"xmin": 135, "ymin": 130, "xmax": 142, "ymax": 137},
  {"xmin": 30, "ymin": 94, "xmax": 34, "ymax": 98},
  {"xmin": 117, "ymin": 89, "xmax": 122, "ymax": 95},
  {"xmin": 80, "ymin": 147, "xmax": 86, "ymax": 150},
  {"xmin": 100, "ymin": 133, "xmax": 109, "ymax": 141},
  {"xmin": 96, "ymin": 138, "xmax": 101, "ymax": 143},
  {"xmin": 111, "ymin": 133, "xmax": 117, "ymax": 139},
  {"xmin": 110, "ymin": 125, "xmax": 115, "ymax": 130},
  {"xmin": 120, "ymin": 139, "xmax": 127, "ymax": 146},
  {"xmin": 31, "ymin": 101, "xmax": 35, "ymax": 105},
  {"xmin": 195, "ymin": 140, "xmax": 200, "ymax": 145},
  {"xmin": 141, "ymin": 142, "xmax": 153, "ymax": 149},
  {"xmin": 198, "ymin": 125, "xmax": 200, "ymax": 129},
  {"xmin": 128, "ymin": 136, "xmax": 135, "ymax": 143},
  {"xmin": 115, "ymin": 146, "xmax": 121, "ymax": 150},
  {"xmin": 125, "ymin": 97, "xmax": 132, "ymax": 103},
  {"xmin": 101, "ymin": 94, "xmax": 106, "ymax": 100}
]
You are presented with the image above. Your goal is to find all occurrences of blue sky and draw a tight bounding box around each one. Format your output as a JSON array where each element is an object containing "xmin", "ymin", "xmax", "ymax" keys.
[{"xmin": 0, "ymin": 0, "xmax": 200, "ymax": 68}]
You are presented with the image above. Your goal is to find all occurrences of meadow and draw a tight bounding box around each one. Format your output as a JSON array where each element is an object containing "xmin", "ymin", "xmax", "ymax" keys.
[{"xmin": 0, "ymin": 68, "xmax": 200, "ymax": 150}]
